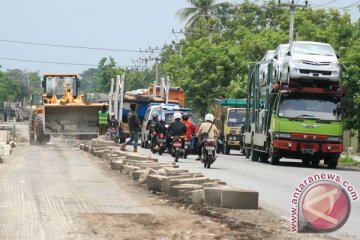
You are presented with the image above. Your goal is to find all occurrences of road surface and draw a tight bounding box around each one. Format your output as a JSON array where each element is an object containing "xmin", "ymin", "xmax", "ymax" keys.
[{"xmin": 138, "ymin": 146, "xmax": 360, "ymax": 239}]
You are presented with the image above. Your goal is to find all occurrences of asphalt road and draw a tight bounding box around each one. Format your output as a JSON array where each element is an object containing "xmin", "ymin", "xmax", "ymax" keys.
[{"xmin": 137, "ymin": 146, "xmax": 360, "ymax": 239}]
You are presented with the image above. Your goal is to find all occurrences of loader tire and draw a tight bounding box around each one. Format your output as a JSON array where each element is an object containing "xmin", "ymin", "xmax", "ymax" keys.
[
  {"xmin": 29, "ymin": 117, "xmax": 35, "ymax": 145},
  {"xmin": 35, "ymin": 114, "xmax": 50, "ymax": 145}
]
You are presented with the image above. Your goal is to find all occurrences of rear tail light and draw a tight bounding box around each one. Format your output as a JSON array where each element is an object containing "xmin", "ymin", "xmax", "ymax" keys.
[{"xmin": 206, "ymin": 140, "xmax": 215, "ymax": 146}]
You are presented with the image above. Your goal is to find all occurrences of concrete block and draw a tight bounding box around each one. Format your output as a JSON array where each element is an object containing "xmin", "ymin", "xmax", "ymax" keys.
[
  {"xmin": 111, "ymin": 160, "xmax": 124, "ymax": 170},
  {"xmin": 125, "ymin": 154, "xmax": 151, "ymax": 161},
  {"xmin": 131, "ymin": 169, "xmax": 146, "ymax": 180},
  {"xmin": 168, "ymin": 177, "xmax": 209, "ymax": 193},
  {"xmin": 162, "ymin": 167, "xmax": 189, "ymax": 176},
  {"xmin": 204, "ymin": 187, "xmax": 259, "ymax": 209},
  {"xmin": 204, "ymin": 187, "xmax": 223, "ymax": 207},
  {"xmin": 146, "ymin": 174, "xmax": 193, "ymax": 192},
  {"xmin": 191, "ymin": 190, "xmax": 204, "ymax": 204},
  {"xmin": 138, "ymin": 168, "xmax": 158, "ymax": 184},
  {"xmin": 221, "ymin": 189, "xmax": 258, "ymax": 209},
  {"xmin": 170, "ymin": 184, "xmax": 203, "ymax": 197},
  {"xmin": 79, "ymin": 143, "xmax": 85, "ymax": 150},
  {"xmin": 122, "ymin": 165, "xmax": 140, "ymax": 175}
]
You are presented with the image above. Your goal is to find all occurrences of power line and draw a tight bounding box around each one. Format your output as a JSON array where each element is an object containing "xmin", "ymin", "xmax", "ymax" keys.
[
  {"xmin": 0, "ymin": 56, "xmax": 132, "ymax": 68},
  {"xmin": 0, "ymin": 38, "xmax": 162, "ymax": 53},
  {"xmin": 312, "ymin": 0, "xmax": 337, "ymax": 8},
  {"xmin": 336, "ymin": 0, "xmax": 360, "ymax": 10}
]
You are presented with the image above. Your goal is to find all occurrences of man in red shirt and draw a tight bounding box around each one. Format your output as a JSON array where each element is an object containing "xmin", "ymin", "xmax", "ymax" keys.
[{"xmin": 182, "ymin": 113, "xmax": 194, "ymax": 139}]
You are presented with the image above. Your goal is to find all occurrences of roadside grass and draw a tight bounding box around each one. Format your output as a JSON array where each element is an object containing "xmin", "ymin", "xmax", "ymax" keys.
[{"xmin": 339, "ymin": 155, "xmax": 360, "ymax": 167}]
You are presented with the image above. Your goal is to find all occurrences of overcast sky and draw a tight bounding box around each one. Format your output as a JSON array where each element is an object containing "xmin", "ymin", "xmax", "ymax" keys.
[{"xmin": 0, "ymin": 0, "xmax": 358, "ymax": 74}]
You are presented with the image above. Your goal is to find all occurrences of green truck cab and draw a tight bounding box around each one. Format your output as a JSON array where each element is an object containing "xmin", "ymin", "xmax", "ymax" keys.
[
  {"xmin": 214, "ymin": 98, "xmax": 246, "ymax": 155},
  {"xmin": 243, "ymin": 59, "xmax": 343, "ymax": 168}
]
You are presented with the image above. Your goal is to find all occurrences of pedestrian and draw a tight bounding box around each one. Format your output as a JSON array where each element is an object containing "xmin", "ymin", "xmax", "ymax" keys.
[
  {"xmin": 120, "ymin": 102, "xmax": 141, "ymax": 152},
  {"xmin": 97, "ymin": 104, "xmax": 109, "ymax": 135}
]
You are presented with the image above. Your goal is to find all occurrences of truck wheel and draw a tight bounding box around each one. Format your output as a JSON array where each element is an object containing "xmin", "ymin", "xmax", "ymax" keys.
[
  {"xmin": 311, "ymin": 159, "xmax": 320, "ymax": 167},
  {"xmin": 326, "ymin": 156, "xmax": 338, "ymax": 169},
  {"xmin": 224, "ymin": 144, "xmax": 230, "ymax": 155},
  {"xmin": 270, "ymin": 155, "xmax": 280, "ymax": 165},
  {"xmin": 302, "ymin": 157, "xmax": 310, "ymax": 167},
  {"xmin": 245, "ymin": 148, "xmax": 250, "ymax": 159},
  {"xmin": 260, "ymin": 152, "xmax": 268, "ymax": 163},
  {"xmin": 251, "ymin": 149, "xmax": 259, "ymax": 162}
]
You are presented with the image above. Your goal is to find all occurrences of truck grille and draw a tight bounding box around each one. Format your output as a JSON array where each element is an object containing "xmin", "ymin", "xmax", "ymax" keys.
[{"xmin": 301, "ymin": 61, "xmax": 331, "ymax": 66}]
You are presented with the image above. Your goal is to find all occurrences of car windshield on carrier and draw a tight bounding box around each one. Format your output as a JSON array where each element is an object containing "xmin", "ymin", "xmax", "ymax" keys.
[
  {"xmin": 293, "ymin": 42, "xmax": 335, "ymax": 56},
  {"xmin": 278, "ymin": 94, "xmax": 341, "ymax": 121}
]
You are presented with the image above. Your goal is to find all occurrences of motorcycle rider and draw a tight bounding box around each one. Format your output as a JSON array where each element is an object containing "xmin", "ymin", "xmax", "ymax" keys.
[
  {"xmin": 182, "ymin": 113, "xmax": 195, "ymax": 139},
  {"xmin": 167, "ymin": 112, "xmax": 187, "ymax": 149},
  {"xmin": 146, "ymin": 112, "xmax": 159, "ymax": 145},
  {"xmin": 155, "ymin": 115, "xmax": 167, "ymax": 134},
  {"xmin": 108, "ymin": 113, "xmax": 119, "ymax": 141},
  {"xmin": 195, "ymin": 113, "xmax": 219, "ymax": 161}
]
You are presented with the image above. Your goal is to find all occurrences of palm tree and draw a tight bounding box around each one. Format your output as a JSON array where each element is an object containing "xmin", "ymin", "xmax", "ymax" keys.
[{"xmin": 177, "ymin": 0, "xmax": 229, "ymax": 29}]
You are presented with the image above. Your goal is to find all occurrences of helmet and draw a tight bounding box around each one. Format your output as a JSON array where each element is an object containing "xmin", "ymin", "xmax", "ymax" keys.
[
  {"xmin": 205, "ymin": 113, "xmax": 214, "ymax": 122},
  {"xmin": 151, "ymin": 112, "xmax": 158, "ymax": 120},
  {"xmin": 174, "ymin": 112, "xmax": 182, "ymax": 120},
  {"xmin": 110, "ymin": 112, "xmax": 115, "ymax": 117},
  {"xmin": 158, "ymin": 115, "xmax": 165, "ymax": 122},
  {"xmin": 242, "ymin": 117, "xmax": 246, "ymax": 124},
  {"xmin": 182, "ymin": 113, "xmax": 189, "ymax": 120}
]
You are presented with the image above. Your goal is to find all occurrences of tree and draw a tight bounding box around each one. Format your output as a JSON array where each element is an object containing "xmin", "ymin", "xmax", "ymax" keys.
[
  {"xmin": 97, "ymin": 57, "xmax": 123, "ymax": 92},
  {"xmin": 177, "ymin": 0, "xmax": 230, "ymax": 29},
  {"xmin": 80, "ymin": 68, "xmax": 100, "ymax": 92}
]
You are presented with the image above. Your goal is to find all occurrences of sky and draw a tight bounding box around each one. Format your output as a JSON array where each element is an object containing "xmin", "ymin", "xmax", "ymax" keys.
[{"xmin": 0, "ymin": 0, "xmax": 359, "ymax": 74}]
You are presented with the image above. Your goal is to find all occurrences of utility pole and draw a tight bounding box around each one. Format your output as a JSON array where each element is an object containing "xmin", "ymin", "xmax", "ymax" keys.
[
  {"xmin": 149, "ymin": 56, "xmax": 161, "ymax": 97},
  {"xmin": 278, "ymin": 0, "xmax": 308, "ymax": 45}
]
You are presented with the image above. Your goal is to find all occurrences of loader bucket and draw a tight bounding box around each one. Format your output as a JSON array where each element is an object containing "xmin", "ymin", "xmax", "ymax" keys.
[{"xmin": 43, "ymin": 104, "xmax": 104, "ymax": 135}]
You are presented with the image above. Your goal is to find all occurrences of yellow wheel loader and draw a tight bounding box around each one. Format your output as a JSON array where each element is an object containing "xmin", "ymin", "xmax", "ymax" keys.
[{"xmin": 29, "ymin": 74, "xmax": 105, "ymax": 144}]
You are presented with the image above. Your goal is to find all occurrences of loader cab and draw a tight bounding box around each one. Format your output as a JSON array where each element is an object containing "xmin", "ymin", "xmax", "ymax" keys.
[{"xmin": 42, "ymin": 74, "xmax": 80, "ymax": 99}]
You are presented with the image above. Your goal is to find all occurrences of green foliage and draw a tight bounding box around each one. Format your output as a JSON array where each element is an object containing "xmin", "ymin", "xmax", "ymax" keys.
[
  {"xmin": 0, "ymin": 67, "xmax": 41, "ymax": 105},
  {"xmin": 160, "ymin": 0, "xmax": 359, "ymax": 124},
  {"xmin": 97, "ymin": 57, "xmax": 123, "ymax": 92},
  {"xmin": 80, "ymin": 68, "xmax": 100, "ymax": 92},
  {"xmin": 125, "ymin": 69, "xmax": 154, "ymax": 91}
]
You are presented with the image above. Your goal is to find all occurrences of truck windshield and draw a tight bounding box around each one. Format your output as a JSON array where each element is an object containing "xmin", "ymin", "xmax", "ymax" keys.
[
  {"xmin": 278, "ymin": 94, "xmax": 341, "ymax": 121},
  {"xmin": 227, "ymin": 109, "xmax": 245, "ymax": 126},
  {"xmin": 45, "ymin": 76, "xmax": 76, "ymax": 96}
]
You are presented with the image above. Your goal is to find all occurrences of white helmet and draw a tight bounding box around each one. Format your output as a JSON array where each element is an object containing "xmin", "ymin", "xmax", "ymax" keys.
[
  {"xmin": 174, "ymin": 112, "xmax": 182, "ymax": 120},
  {"xmin": 110, "ymin": 112, "xmax": 115, "ymax": 117},
  {"xmin": 158, "ymin": 115, "xmax": 165, "ymax": 122},
  {"xmin": 205, "ymin": 113, "xmax": 214, "ymax": 122}
]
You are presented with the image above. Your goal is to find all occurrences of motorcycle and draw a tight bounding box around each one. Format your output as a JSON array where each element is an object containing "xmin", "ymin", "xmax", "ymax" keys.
[
  {"xmin": 171, "ymin": 136, "xmax": 185, "ymax": 162},
  {"xmin": 108, "ymin": 126, "xmax": 118, "ymax": 142},
  {"xmin": 156, "ymin": 132, "xmax": 167, "ymax": 155},
  {"xmin": 202, "ymin": 139, "xmax": 216, "ymax": 168},
  {"xmin": 149, "ymin": 129, "xmax": 158, "ymax": 153},
  {"xmin": 183, "ymin": 136, "xmax": 191, "ymax": 159}
]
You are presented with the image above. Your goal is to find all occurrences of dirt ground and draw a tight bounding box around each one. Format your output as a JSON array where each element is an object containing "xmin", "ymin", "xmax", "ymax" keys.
[{"xmin": 71, "ymin": 160, "xmax": 337, "ymax": 240}]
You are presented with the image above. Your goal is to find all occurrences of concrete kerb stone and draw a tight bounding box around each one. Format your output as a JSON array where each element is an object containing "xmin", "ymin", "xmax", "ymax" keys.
[
  {"xmin": 125, "ymin": 154, "xmax": 153, "ymax": 161},
  {"xmin": 131, "ymin": 169, "xmax": 146, "ymax": 180},
  {"xmin": 170, "ymin": 184, "xmax": 203, "ymax": 197},
  {"xmin": 146, "ymin": 174, "xmax": 196, "ymax": 192},
  {"xmin": 138, "ymin": 168, "xmax": 158, "ymax": 184},
  {"xmin": 168, "ymin": 177, "xmax": 209, "ymax": 194},
  {"xmin": 111, "ymin": 159, "xmax": 124, "ymax": 170},
  {"xmin": 204, "ymin": 187, "xmax": 259, "ymax": 209},
  {"xmin": 122, "ymin": 165, "xmax": 140, "ymax": 175},
  {"xmin": 161, "ymin": 167, "xmax": 189, "ymax": 176},
  {"xmin": 191, "ymin": 190, "xmax": 204, "ymax": 204}
]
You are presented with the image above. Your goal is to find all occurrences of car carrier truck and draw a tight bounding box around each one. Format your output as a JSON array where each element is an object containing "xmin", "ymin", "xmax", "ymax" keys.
[{"xmin": 243, "ymin": 59, "xmax": 343, "ymax": 168}]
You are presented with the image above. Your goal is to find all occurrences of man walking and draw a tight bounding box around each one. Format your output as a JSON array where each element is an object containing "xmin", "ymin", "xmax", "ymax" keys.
[
  {"xmin": 98, "ymin": 104, "xmax": 109, "ymax": 135},
  {"xmin": 120, "ymin": 102, "xmax": 140, "ymax": 152}
]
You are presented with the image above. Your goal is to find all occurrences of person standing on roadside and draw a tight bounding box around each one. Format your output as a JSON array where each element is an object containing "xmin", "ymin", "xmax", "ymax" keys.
[
  {"xmin": 97, "ymin": 104, "xmax": 109, "ymax": 135},
  {"xmin": 120, "ymin": 102, "xmax": 140, "ymax": 152}
]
